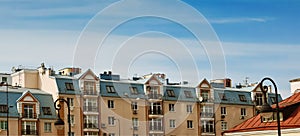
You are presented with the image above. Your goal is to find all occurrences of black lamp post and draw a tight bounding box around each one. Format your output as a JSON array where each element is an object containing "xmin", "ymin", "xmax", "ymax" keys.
[
  {"xmin": 54, "ymin": 98, "xmax": 71, "ymax": 136},
  {"xmin": 0, "ymin": 82, "xmax": 10, "ymax": 136},
  {"xmin": 259, "ymin": 77, "xmax": 281, "ymax": 136}
]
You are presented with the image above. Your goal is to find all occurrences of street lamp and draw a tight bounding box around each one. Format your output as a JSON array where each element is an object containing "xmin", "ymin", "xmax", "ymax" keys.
[
  {"xmin": 54, "ymin": 98, "xmax": 71, "ymax": 136},
  {"xmin": 259, "ymin": 77, "xmax": 281, "ymax": 136},
  {"xmin": 0, "ymin": 82, "xmax": 10, "ymax": 136}
]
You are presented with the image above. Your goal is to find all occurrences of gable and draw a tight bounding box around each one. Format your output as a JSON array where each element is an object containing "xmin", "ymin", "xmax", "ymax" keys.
[
  {"xmin": 198, "ymin": 79, "xmax": 211, "ymax": 88},
  {"xmin": 79, "ymin": 69, "xmax": 99, "ymax": 81},
  {"xmin": 145, "ymin": 75, "xmax": 162, "ymax": 85},
  {"xmin": 17, "ymin": 91, "xmax": 38, "ymax": 102}
]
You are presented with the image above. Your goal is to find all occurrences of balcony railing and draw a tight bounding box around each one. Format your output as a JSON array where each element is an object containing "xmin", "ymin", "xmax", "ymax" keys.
[
  {"xmin": 200, "ymin": 112, "xmax": 214, "ymax": 118},
  {"xmin": 149, "ymin": 125, "xmax": 163, "ymax": 131},
  {"xmin": 21, "ymin": 113, "xmax": 37, "ymax": 119},
  {"xmin": 83, "ymin": 91, "xmax": 97, "ymax": 95},
  {"xmin": 147, "ymin": 94, "xmax": 162, "ymax": 99},
  {"xmin": 84, "ymin": 123, "xmax": 98, "ymax": 129},
  {"xmin": 148, "ymin": 109, "xmax": 162, "ymax": 115},
  {"xmin": 83, "ymin": 106, "xmax": 98, "ymax": 112},
  {"xmin": 21, "ymin": 129, "xmax": 38, "ymax": 135}
]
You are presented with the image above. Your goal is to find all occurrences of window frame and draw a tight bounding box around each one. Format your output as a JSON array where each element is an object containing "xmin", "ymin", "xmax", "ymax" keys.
[
  {"xmin": 169, "ymin": 119, "xmax": 176, "ymax": 128},
  {"xmin": 169, "ymin": 104, "xmax": 175, "ymax": 112},
  {"xmin": 44, "ymin": 122, "xmax": 52, "ymax": 132},
  {"xmin": 130, "ymin": 87, "xmax": 139, "ymax": 95},
  {"xmin": 106, "ymin": 86, "xmax": 116, "ymax": 93},
  {"xmin": 108, "ymin": 100, "xmax": 114, "ymax": 109},
  {"xmin": 166, "ymin": 89, "xmax": 176, "ymax": 97},
  {"xmin": 221, "ymin": 121, "xmax": 227, "ymax": 131},
  {"xmin": 186, "ymin": 104, "xmax": 193, "ymax": 113},
  {"xmin": 241, "ymin": 108, "xmax": 246, "ymax": 116},
  {"xmin": 221, "ymin": 107, "xmax": 227, "ymax": 115},
  {"xmin": 184, "ymin": 91, "xmax": 193, "ymax": 98},
  {"xmin": 65, "ymin": 83, "xmax": 74, "ymax": 90},
  {"xmin": 239, "ymin": 95, "xmax": 247, "ymax": 102},
  {"xmin": 187, "ymin": 120, "xmax": 193, "ymax": 128}
]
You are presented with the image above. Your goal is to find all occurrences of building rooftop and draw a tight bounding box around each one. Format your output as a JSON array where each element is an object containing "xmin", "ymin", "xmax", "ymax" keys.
[{"xmin": 224, "ymin": 92, "xmax": 300, "ymax": 134}]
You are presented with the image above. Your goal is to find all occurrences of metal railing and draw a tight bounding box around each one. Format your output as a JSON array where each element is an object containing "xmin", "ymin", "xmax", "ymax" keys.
[
  {"xmin": 84, "ymin": 123, "xmax": 98, "ymax": 129},
  {"xmin": 21, "ymin": 129, "xmax": 38, "ymax": 135},
  {"xmin": 21, "ymin": 113, "xmax": 37, "ymax": 119},
  {"xmin": 83, "ymin": 106, "xmax": 98, "ymax": 112}
]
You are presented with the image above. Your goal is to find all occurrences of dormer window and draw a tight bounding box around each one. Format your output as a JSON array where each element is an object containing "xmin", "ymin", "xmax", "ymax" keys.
[
  {"xmin": 239, "ymin": 95, "xmax": 247, "ymax": 102},
  {"xmin": 166, "ymin": 89, "xmax": 175, "ymax": 97},
  {"xmin": 42, "ymin": 107, "xmax": 52, "ymax": 115},
  {"xmin": 130, "ymin": 87, "xmax": 138, "ymax": 95},
  {"xmin": 0, "ymin": 105, "xmax": 8, "ymax": 113},
  {"xmin": 65, "ymin": 83, "xmax": 74, "ymax": 90},
  {"xmin": 218, "ymin": 93, "xmax": 227, "ymax": 100},
  {"xmin": 262, "ymin": 112, "xmax": 283, "ymax": 122},
  {"xmin": 201, "ymin": 90, "xmax": 209, "ymax": 102},
  {"xmin": 106, "ymin": 86, "xmax": 116, "ymax": 93},
  {"xmin": 184, "ymin": 91, "xmax": 193, "ymax": 98}
]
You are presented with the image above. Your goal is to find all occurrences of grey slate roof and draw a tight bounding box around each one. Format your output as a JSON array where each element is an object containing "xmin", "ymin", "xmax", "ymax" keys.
[
  {"xmin": 214, "ymin": 89, "xmax": 253, "ymax": 105},
  {"xmin": 55, "ymin": 77, "xmax": 81, "ymax": 95},
  {"xmin": 0, "ymin": 88, "xmax": 56, "ymax": 119},
  {"xmin": 100, "ymin": 80, "xmax": 146, "ymax": 99},
  {"xmin": 163, "ymin": 86, "xmax": 198, "ymax": 102}
]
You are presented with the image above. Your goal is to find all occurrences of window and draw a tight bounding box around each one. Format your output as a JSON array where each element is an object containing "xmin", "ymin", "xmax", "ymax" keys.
[
  {"xmin": 0, "ymin": 105, "xmax": 8, "ymax": 113},
  {"xmin": 106, "ymin": 86, "xmax": 116, "ymax": 93},
  {"xmin": 218, "ymin": 93, "xmax": 227, "ymax": 100},
  {"xmin": 256, "ymin": 93, "xmax": 263, "ymax": 106},
  {"xmin": 221, "ymin": 107, "xmax": 226, "ymax": 115},
  {"xmin": 70, "ymin": 132, "xmax": 75, "ymax": 136},
  {"xmin": 262, "ymin": 112, "xmax": 283, "ymax": 122},
  {"xmin": 70, "ymin": 115, "xmax": 75, "ymax": 125},
  {"xmin": 149, "ymin": 102, "xmax": 162, "ymax": 115},
  {"xmin": 169, "ymin": 119, "xmax": 175, "ymax": 128},
  {"xmin": 201, "ymin": 105, "xmax": 214, "ymax": 117},
  {"xmin": 24, "ymin": 104, "xmax": 34, "ymax": 118},
  {"xmin": 131, "ymin": 102, "xmax": 138, "ymax": 110},
  {"xmin": 133, "ymin": 134, "xmax": 139, "ymax": 136},
  {"xmin": 166, "ymin": 89, "xmax": 175, "ymax": 97},
  {"xmin": 44, "ymin": 122, "xmax": 51, "ymax": 132},
  {"xmin": 149, "ymin": 118, "xmax": 163, "ymax": 131},
  {"xmin": 108, "ymin": 100, "xmax": 114, "ymax": 108},
  {"xmin": 0, "ymin": 121, "xmax": 7, "ymax": 130},
  {"xmin": 270, "ymin": 97, "xmax": 276, "ymax": 104},
  {"xmin": 241, "ymin": 108, "xmax": 246, "ymax": 116},
  {"xmin": 132, "ymin": 118, "xmax": 138, "ymax": 127},
  {"xmin": 184, "ymin": 91, "xmax": 193, "ymax": 98},
  {"xmin": 187, "ymin": 120, "xmax": 193, "ymax": 128},
  {"xmin": 108, "ymin": 117, "xmax": 115, "ymax": 125},
  {"xmin": 108, "ymin": 133, "xmax": 115, "ymax": 136},
  {"xmin": 201, "ymin": 90, "xmax": 209, "ymax": 101},
  {"xmin": 67, "ymin": 98, "xmax": 74, "ymax": 107},
  {"xmin": 84, "ymin": 81, "xmax": 95, "ymax": 94},
  {"xmin": 221, "ymin": 122, "xmax": 227, "ymax": 130},
  {"xmin": 186, "ymin": 105, "xmax": 192, "ymax": 113},
  {"xmin": 202, "ymin": 121, "xmax": 214, "ymax": 133},
  {"xmin": 169, "ymin": 104, "xmax": 175, "ymax": 112},
  {"xmin": 65, "ymin": 83, "xmax": 74, "ymax": 90},
  {"xmin": 1, "ymin": 77, "xmax": 7, "ymax": 82},
  {"xmin": 239, "ymin": 95, "xmax": 247, "ymax": 102},
  {"xmin": 21, "ymin": 121, "xmax": 37, "ymax": 135},
  {"xmin": 84, "ymin": 115, "xmax": 98, "ymax": 129},
  {"xmin": 83, "ymin": 98, "xmax": 98, "ymax": 112},
  {"xmin": 42, "ymin": 107, "xmax": 52, "ymax": 115},
  {"xmin": 130, "ymin": 87, "xmax": 138, "ymax": 94}
]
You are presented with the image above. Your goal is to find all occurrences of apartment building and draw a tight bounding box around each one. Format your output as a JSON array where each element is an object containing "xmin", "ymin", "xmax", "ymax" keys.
[
  {"xmin": 163, "ymin": 85, "xmax": 199, "ymax": 136},
  {"xmin": 99, "ymin": 73, "xmax": 147, "ymax": 136},
  {"xmin": 0, "ymin": 87, "xmax": 57, "ymax": 135}
]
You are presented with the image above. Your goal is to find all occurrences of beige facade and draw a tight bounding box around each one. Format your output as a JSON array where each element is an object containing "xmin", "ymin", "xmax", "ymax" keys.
[
  {"xmin": 164, "ymin": 101, "xmax": 199, "ymax": 136},
  {"xmin": 214, "ymin": 104, "xmax": 254, "ymax": 136},
  {"xmin": 100, "ymin": 97, "xmax": 147, "ymax": 136}
]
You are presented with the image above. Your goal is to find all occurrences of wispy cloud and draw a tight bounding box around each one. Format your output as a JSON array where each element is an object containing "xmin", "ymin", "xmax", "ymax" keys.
[{"xmin": 209, "ymin": 17, "xmax": 275, "ymax": 24}]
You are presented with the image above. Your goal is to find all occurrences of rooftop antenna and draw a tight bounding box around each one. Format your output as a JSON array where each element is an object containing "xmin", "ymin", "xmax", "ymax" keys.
[{"xmin": 244, "ymin": 77, "xmax": 249, "ymax": 86}]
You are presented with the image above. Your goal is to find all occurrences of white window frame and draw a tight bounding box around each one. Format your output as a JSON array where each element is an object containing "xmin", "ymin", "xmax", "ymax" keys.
[
  {"xmin": 241, "ymin": 108, "xmax": 246, "ymax": 116},
  {"xmin": 221, "ymin": 121, "xmax": 227, "ymax": 130},
  {"xmin": 187, "ymin": 120, "xmax": 193, "ymax": 128},
  {"xmin": 67, "ymin": 98, "xmax": 74, "ymax": 107},
  {"xmin": 132, "ymin": 118, "xmax": 138, "ymax": 127},
  {"xmin": 169, "ymin": 119, "xmax": 175, "ymax": 128},
  {"xmin": 169, "ymin": 104, "xmax": 175, "ymax": 112},
  {"xmin": 186, "ymin": 104, "xmax": 192, "ymax": 113},
  {"xmin": 44, "ymin": 122, "xmax": 51, "ymax": 132},
  {"xmin": 131, "ymin": 102, "xmax": 138, "ymax": 110},
  {"xmin": 108, "ymin": 100, "xmax": 114, "ymax": 109},
  {"xmin": 221, "ymin": 107, "xmax": 226, "ymax": 115},
  {"xmin": 108, "ymin": 116, "xmax": 115, "ymax": 126}
]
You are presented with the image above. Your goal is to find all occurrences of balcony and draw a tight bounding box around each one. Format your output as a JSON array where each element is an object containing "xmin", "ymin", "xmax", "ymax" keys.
[
  {"xmin": 148, "ymin": 109, "xmax": 162, "ymax": 115},
  {"xmin": 84, "ymin": 123, "xmax": 98, "ymax": 129},
  {"xmin": 83, "ymin": 91, "xmax": 97, "ymax": 95},
  {"xmin": 21, "ymin": 113, "xmax": 37, "ymax": 119},
  {"xmin": 149, "ymin": 126, "xmax": 163, "ymax": 131},
  {"xmin": 21, "ymin": 129, "xmax": 38, "ymax": 135},
  {"xmin": 147, "ymin": 94, "xmax": 162, "ymax": 100},
  {"xmin": 200, "ymin": 112, "xmax": 214, "ymax": 118},
  {"xmin": 83, "ymin": 106, "xmax": 98, "ymax": 112}
]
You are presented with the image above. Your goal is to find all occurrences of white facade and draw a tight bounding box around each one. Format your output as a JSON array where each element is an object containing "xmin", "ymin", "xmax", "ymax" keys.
[{"xmin": 290, "ymin": 78, "xmax": 300, "ymax": 94}]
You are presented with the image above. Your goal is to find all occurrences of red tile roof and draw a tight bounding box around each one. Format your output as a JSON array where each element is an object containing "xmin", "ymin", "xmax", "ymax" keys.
[{"xmin": 224, "ymin": 92, "xmax": 300, "ymax": 133}]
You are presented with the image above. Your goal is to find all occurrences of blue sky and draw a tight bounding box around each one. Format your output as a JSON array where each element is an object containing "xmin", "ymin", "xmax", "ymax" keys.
[{"xmin": 1, "ymin": 0, "xmax": 300, "ymax": 98}]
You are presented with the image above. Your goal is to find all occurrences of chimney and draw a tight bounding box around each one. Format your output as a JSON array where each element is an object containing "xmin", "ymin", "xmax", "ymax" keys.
[{"xmin": 225, "ymin": 78, "xmax": 232, "ymax": 88}]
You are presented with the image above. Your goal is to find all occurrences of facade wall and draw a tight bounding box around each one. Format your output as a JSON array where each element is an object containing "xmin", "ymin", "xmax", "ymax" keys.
[
  {"xmin": 290, "ymin": 81, "xmax": 300, "ymax": 94},
  {"xmin": 0, "ymin": 118, "xmax": 18, "ymax": 136},
  {"xmin": 100, "ymin": 97, "xmax": 147, "ymax": 136},
  {"xmin": 0, "ymin": 74, "xmax": 12, "ymax": 85},
  {"xmin": 164, "ymin": 101, "xmax": 199, "ymax": 136},
  {"xmin": 39, "ymin": 119, "xmax": 58, "ymax": 135},
  {"xmin": 215, "ymin": 104, "xmax": 254, "ymax": 136}
]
